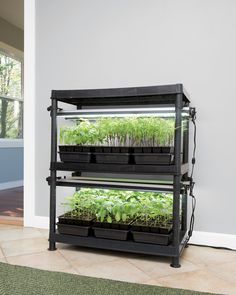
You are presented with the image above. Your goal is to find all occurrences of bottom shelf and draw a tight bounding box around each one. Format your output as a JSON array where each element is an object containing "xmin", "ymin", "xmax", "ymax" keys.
[{"xmin": 51, "ymin": 230, "xmax": 188, "ymax": 257}]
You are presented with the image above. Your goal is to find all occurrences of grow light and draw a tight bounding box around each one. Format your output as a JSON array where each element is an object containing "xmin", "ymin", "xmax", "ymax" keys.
[
  {"xmin": 57, "ymin": 107, "xmax": 190, "ymax": 119},
  {"xmin": 53, "ymin": 176, "xmax": 176, "ymax": 193}
]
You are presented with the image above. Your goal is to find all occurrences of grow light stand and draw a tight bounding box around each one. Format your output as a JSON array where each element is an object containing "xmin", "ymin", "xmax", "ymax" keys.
[{"xmin": 47, "ymin": 84, "xmax": 195, "ymax": 268}]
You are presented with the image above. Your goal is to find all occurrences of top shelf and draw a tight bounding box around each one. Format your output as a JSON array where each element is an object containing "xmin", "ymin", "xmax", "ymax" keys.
[{"xmin": 51, "ymin": 84, "xmax": 190, "ymax": 107}]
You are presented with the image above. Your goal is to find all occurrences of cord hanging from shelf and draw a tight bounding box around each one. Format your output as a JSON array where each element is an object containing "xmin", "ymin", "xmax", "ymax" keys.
[{"xmin": 186, "ymin": 107, "xmax": 197, "ymax": 244}]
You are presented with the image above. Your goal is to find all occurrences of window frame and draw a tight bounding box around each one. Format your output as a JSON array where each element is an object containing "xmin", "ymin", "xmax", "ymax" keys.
[{"xmin": 0, "ymin": 41, "xmax": 24, "ymax": 147}]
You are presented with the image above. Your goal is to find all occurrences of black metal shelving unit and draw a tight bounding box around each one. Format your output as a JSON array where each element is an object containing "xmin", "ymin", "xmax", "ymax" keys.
[{"xmin": 47, "ymin": 84, "xmax": 195, "ymax": 268}]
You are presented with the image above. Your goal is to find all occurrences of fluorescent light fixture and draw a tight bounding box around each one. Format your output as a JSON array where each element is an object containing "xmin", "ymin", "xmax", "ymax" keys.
[{"xmin": 57, "ymin": 107, "xmax": 190, "ymax": 119}]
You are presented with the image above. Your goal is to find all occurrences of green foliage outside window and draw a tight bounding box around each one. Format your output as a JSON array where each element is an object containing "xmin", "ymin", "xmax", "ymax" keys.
[{"xmin": 0, "ymin": 52, "xmax": 23, "ymax": 139}]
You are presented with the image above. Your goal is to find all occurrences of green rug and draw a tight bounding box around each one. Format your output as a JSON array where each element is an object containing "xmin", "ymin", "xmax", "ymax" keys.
[{"xmin": 0, "ymin": 262, "xmax": 212, "ymax": 295}]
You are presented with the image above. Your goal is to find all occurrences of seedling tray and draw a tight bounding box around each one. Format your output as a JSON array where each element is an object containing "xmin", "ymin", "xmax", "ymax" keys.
[
  {"xmin": 161, "ymin": 147, "xmax": 174, "ymax": 153},
  {"xmin": 131, "ymin": 222, "xmax": 172, "ymax": 234},
  {"xmin": 93, "ymin": 227, "xmax": 129, "ymax": 241},
  {"xmin": 134, "ymin": 153, "xmax": 174, "ymax": 165},
  {"xmin": 93, "ymin": 221, "xmax": 131, "ymax": 230},
  {"xmin": 133, "ymin": 147, "xmax": 174, "ymax": 154},
  {"xmin": 94, "ymin": 147, "xmax": 130, "ymax": 153},
  {"xmin": 59, "ymin": 145, "xmax": 95, "ymax": 152},
  {"xmin": 95, "ymin": 153, "xmax": 130, "ymax": 164},
  {"xmin": 131, "ymin": 224, "xmax": 160, "ymax": 233},
  {"xmin": 159, "ymin": 225, "xmax": 173, "ymax": 234},
  {"xmin": 58, "ymin": 213, "xmax": 95, "ymax": 226},
  {"xmin": 132, "ymin": 231, "xmax": 171, "ymax": 245},
  {"xmin": 59, "ymin": 152, "xmax": 91, "ymax": 163},
  {"xmin": 57, "ymin": 223, "xmax": 90, "ymax": 237},
  {"xmin": 93, "ymin": 220, "xmax": 132, "ymax": 240},
  {"xmin": 59, "ymin": 145, "xmax": 175, "ymax": 165}
]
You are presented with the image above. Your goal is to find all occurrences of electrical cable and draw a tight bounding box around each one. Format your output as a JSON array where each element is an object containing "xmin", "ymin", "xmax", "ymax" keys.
[{"xmin": 186, "ymin": 108, "xmax": 197, "ymax": 244}]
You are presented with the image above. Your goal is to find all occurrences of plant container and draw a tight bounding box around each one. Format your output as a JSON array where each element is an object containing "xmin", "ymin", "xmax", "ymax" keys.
[
  {"xmin": 161, "ymin": 146, "xmax": 174, "ymax": 153},
  {"xmin": 93, "ymin": 220, "xmax": 132, "ymax": 241},
  {"xmin": 131, "ymin": 231, "xmax": 171, "ymax": 245},
  {"xmin": 94, "ymin": 146, "xmax": 130, "ymax": 164},
  {"xmin": 95, "ymin": 153, "xmax": 130, "ymax": 164},
  {"xmin": 59, "ymin": 151, "xmax": 91, "ymax": 163},
  {"xmin": 59, "ymin": 145, "xmax": 92, "ymax": 163},
  {"xmin": 57, "ymin": 223, "xmax": 90, "ymax": 236},
  {"xmin": 134, "ymin": 153, "xmax": 174, "ymax": 165},
  {"xmin": 94, "ymin": 146, "xmax": 130, "ymax": 153},
  {"xmin": 57, "ymin": 212, "xmax": 95, "ymax": 237},
  {"xmin": 59, "ymin": 145, "xmax": 95, "ymax": 152},
  {"xmin": 131, "ymin": 221, "xmax": 172, "ymax": 245}
]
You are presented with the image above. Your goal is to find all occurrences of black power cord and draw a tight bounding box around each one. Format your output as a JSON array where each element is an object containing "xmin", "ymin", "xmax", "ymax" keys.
[{"xmin": 186, "ymin": 107, "xmax": 197, "ymax": 244}]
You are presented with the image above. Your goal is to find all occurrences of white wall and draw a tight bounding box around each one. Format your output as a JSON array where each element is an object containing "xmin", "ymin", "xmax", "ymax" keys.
[{"xmin": 35, "ymin": 0, "xmax": 236, "ymax": 235}]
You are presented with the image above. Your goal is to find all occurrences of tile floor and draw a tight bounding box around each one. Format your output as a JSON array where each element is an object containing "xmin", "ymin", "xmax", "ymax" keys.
[{"xmin": 0, "ymin": 224, "xmax": 236, "ymax": 294}]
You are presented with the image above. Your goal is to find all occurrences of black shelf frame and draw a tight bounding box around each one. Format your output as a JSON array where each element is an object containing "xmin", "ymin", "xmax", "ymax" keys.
[
  {"xmin": 51, "ymin": 162, "xmax": 189, "ymax": 175},
  {"xmin": 52, "ymin": 230, "xmax": 188, "ymax": 257},
  {"xmin": 48, "ymin": 83, "xmax": 192, "ymax": 268}
]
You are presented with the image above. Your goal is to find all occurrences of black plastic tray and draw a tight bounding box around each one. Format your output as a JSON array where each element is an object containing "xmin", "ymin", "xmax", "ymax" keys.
[
  {"xmin": 131, "ymin": 223, "xmax": 172, "ymax": 234},
  {"xmin": 131, "ymin": 224, "xmax": 159, "ymax": 233},
  {"xmin": 57, "ymin": 223, "xmax": 90, "ymax": 237},
  {"xmin": 93, "ymin": 221, "xmax": 131, "ymax": 230},
  {"xmin": 94, "ymin": 147, "xmax": 131, "ymax": 153},
  {"xmin": 60, "ymin": 146, "xmax": 174, "ymax": 153},
  {"xmin": 59, "ymin": 152, "xmax": 91, "ymax": 163},
  {"xmin": 59, "ymin": 145, "xmax": 95, "ymax": 152},
  {"xmin": 95, "ymin": 153, "xmax": 130, "ymax": 164},
  {"xmin": 133, "ymin": 147, "xmax": 174, "ymax": 154},
  {"xmin": 58, "ymin": 213, "xmax": 94, "ymax": 226},
  {"xmin": 132, "ymin": 231, "xmax": 171, "ymax": 245},
  {"xmin": 134, "ymin": 153, "xmax": 174, "ymax": 165},
  {"xmin": 93, "ymin": 227, "xmax": 129, "ymax": 241}
]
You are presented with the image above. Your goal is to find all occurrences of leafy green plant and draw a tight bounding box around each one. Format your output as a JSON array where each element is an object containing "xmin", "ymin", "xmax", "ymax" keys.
[
  {"xmin": 60, "ymin": 117, "xmax": 175, "ymax": 147},
  {"xmin": 132, "ymin": 192, "xmax": 173, "ymax": 227},
  {"xmin": 62, "ymin": 188, "xmax": 99, "ymax": 219},
  {"xmin": 62, "ymin": 188, "xmax": 174, "ymax": 227}
]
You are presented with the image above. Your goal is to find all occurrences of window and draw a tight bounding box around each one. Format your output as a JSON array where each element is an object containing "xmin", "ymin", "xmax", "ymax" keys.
[{"xmin": 0, "ymin": 46, "xmax": 23, "ymax": 139}]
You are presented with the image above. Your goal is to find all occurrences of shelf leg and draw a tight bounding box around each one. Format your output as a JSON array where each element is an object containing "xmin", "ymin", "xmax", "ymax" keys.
[
  {"xmin": 48, "ymin": 97, "xmax": 58, "ymax": 251},
  {"xmin": 182, "ymin": 187, "xmax": 188, "ymax": 232},
  {"xmin": 48, "ymin": 241, "xmax": 57, "ymax": 251},
  {"xmin": 171, "ymin": 93, "xmax": 183, "ymax": 268},
  {"xmin": 171, "ymin": 175, "xmax": 181, "ymax": 268},
  {"xmin": 170, "ymin": 256, "xmax": 181, "ymax": 268},
  {"xmin": 48, "ymin": 171, "xmax": 57, "ymax": 251}
]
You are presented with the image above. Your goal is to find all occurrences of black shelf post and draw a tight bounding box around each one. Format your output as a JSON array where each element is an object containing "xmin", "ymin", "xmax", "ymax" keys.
[
  {"xmin": 171, "ymin": 93, "xmax": 183, "ymax": 268},
  {"xmin": 182, "ymin": 186, "xmax": 188, "ymax": 233},
  {"xmin": 49, "ymin": 98, "xmax": 58, "ymax": 251}
]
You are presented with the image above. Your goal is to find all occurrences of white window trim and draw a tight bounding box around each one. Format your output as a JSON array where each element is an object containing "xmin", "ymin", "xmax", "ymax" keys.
[
  {"xmin": 0, "ymin": 41, "xmax": 24, "ymax": 144},
  {"xmin": 24, "ymin": 0, "xmax": 36, "ymax": 227}
]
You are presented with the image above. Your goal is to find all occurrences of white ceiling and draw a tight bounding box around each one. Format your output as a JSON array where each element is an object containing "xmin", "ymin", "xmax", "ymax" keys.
[{"xmin": 0, "ymin": 0, "xmax": 24, "ymax": 30}]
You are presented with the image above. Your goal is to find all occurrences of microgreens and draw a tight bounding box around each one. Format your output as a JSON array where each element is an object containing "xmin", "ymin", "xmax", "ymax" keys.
[{"xmin": 60, "ymin": 117, "xmax": 175, "ymax": 147}]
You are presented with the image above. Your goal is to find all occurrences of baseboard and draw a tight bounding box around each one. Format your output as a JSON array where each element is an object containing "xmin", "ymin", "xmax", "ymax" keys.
[
  {"xmin": 0, "ymin": 180, "xmax": 23, "ymax": 190},
  {"xmin": 24, "ymin": 217, "xmax": 236, "ymax": 250},
  {"xmin": 190, "ymin": 230, "xmax": 236, "ymax": 250}
]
